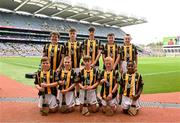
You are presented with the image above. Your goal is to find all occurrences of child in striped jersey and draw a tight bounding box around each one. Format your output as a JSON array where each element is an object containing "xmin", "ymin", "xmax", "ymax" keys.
[
  {"xmin": 99, "ymin": 57, "xmax": 120, "ymax": 116},
  {"xmin": 120, "ymin": 61, "xmax": 144, "ymax": 116}
]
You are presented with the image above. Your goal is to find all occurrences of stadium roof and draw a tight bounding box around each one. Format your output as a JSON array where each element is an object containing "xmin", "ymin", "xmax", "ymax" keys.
[{"xmin": 0, "ymin": 0, "xmax": 147, "ymax": 27}]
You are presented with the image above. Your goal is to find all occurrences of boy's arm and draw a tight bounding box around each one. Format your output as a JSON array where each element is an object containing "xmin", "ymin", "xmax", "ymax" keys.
[
  {"xmin": 93, "ymin": 49, "xmax": 101, "ymax": 66},
  {"xmin": 133, "ymin": 74, "xmax": 143, "ymax": 101},
  {"xmin": 113, "ymin": 54, "xmax": 120, "ymax": 70},
  {"xmin": 66, "ymin": 83, "xmax": 76, "ymax": 92},
  {"xmin": 112, "ymin": 83, "xmax": 118, "ymax": 94},
  {"xmin": 89, "ymin": 82, "xmax": 99, "ymax": 90},
  {"xmin": 79, "ymin": 83, "xmax": 86, "ymax": 90},
  {"xmin": 57, "ymin": 54, "xmax": 64, "ymax": 72},
  {"xmin": 92, "ymin": 41, "xmax": 102, "ymax": 66},
  {"xmin": 35, "ymin": 84, "xmax": 44, "ymax": 91},
  {"xmin": 41, "ymin": 82, "xmax": 58, "ymax": 88}
]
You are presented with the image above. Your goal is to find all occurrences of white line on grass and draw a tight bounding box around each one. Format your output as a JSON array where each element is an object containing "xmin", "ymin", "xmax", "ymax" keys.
[{"xmin": 143, "ymin": 70, "xmax": 180, "ymax": 76}]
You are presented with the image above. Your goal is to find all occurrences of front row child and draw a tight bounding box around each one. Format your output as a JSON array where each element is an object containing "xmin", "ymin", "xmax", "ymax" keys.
[
  {"xmin": 34, "ymin": 57, "xmax": 58, "ymax": 116},
  {"xmin": 79, "ymin": 56, "xmax": 99, "ymax": 116},
  {"xmin": 119, "ymin": 61, "xmax": 144, "ymax": 116},
  {"xmin": 99, "ymin": 57, "xmax": 119, "ymax": 116},
  {"xmin": 57, "ymin": 56, "xmax": 77, "ymax": 113}
]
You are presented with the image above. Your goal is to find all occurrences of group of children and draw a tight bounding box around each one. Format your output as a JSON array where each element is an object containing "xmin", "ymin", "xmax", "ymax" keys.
[{"xmin": 34, "ymin": 26, "xmax": 144, "ymax": 116}]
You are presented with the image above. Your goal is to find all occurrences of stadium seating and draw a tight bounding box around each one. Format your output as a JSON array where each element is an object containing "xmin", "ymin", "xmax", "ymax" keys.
[
  {"xmin": 0, "ymin": 12, "xmax": 125, "ymax": 37},
  {"xmin": 0, "ymin": 42, "xmax": 43, "ymax": 56}
]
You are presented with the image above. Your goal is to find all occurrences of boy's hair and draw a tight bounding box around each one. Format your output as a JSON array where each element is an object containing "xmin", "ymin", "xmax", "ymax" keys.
[
  {"xmin": 107, "ymin": 33, "xmax": 115, "ymax": 37},
  {"xmin": 64, "ymin": 56, "xmax": 71, "ymax": 61},
  {"xmin": 83, "ymin": 55, "xmax": 92, "ymax": 62},
  {"xmin": 127, "ymin": 61, "xmax": 135, "ymax": 68},
  {"xmin": 104, "ymin": 57, "xmax": 113, "ymax": 62},
  {"xmin": 69, "ymin": 28, "xmax": 77, "ymax": 32},
  {"xmin": 125, "ymin": 34, "xmax": 131, "ymax": 36},
  {"xmin": 50, "ymin": 31, "xmax": 60, "ymax": 38},
  {"xmin": 88, "ymin": 26, "xmax": 95, "ymax": 32},
  {"xmin": 41, "ymin": 57, "xmax": 50, "ymax": 63}
]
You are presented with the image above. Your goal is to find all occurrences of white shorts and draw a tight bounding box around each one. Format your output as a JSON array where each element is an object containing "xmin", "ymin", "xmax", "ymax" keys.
[
  {"xmin": 79, "ymin": 89, "xmax": 98, "ymax": 105},
  {"xmin": 101, "ymin": 97, "xmax": 118, "ymax": 107},
  {"xmin": 94, "ymin": 66, "xmax": 99, "ymax": 71},
  {"xmin": 74, "ymin": 68, "xmax": 81, "ymax": 75},
  {"xmin": 38, "ymin": 94, "xmax": 58, "ymax": 109},
  {"xmin": 121, "ymin": 61, "xmax": 127, "ymax": 74},
  {"xmin": 57, "ymin": 91, "xmax": 75, "ymax": 108},
  {"xmin": 121, "ymin": 95, "xmax": 141, "ymax": 109}
]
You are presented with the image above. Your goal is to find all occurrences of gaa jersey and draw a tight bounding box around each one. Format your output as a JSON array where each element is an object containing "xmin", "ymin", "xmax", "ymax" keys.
[
  {"xmin": 79, "ymin": 67, "xmax": 98, "ymax": 87},
  {"xmin": 34, "ymin": 70, "xmax": 58, "ymax": 96},
  {"xmin": 81, "ymin": 39, "xmax": 102, "ymax": 66},
  {"xmin": 58, "ymin": 69, "xmax": 76, "ymax": 91},
  {"xmin": 120, "ymin": 72, "xmax": 143, "ymax": 98},
  {"xmin": 102, "ymin": 43, "xmax": 120, "ymax": 69},
  {"xmin": 120, "ymin": 44, "xmax": 138, "ymax": 63},
  {"xmin": 43, "ymin": 43, "xmax": 64, "ymax": 71},
  {"xmin": 64, "ymin": 41, "xmax": 82, "ymax": 68},
  {"xmin": 99, "ymin": 70, "xmax": 120, "ymax": 99}
]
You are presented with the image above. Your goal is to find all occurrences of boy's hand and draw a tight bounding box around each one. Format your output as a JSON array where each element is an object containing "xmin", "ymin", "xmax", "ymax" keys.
[
  {"xmin": 41, "ymin": 83, "xmax": 47, "ymax": 88},
  {"xmin": 100, "ymin": 79, "xmax": 107, "ymax": 84},
  {"xmin": 106, "ymin": 93, "xmax": 112, "ymax": 101},
  {"xmin": 61, "ymin": 89, "xmax": 68, "ymax": 94},
  {"xmin": 90, "ymin": 63, "xmax": 95, "ymax": 67},
  {"xmin": 86, "ymin": 86, "xmax": 92, "ymax": 90},
  {"xmin": 132, "ymin": 95, "xmax": 140, "ymax": 101},
  {"xmin": 38, "ymin": 87, "xmax": 44, "ymax": 92},
  {"xmin": 58, "ymin": 80, "xmax": 64, "ymax": 85},
  {"xmin": 81, "ymin": 85, "xmax": 87, "ymax": 90},
  {"xmin": 56, "ymin": 68, "xmax": 60, "ymax": 73}
]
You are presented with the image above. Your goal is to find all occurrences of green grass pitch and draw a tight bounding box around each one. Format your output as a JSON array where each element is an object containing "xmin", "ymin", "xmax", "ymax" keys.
[{"xmin": 0, "ymin": 56, "xmax": 180, "ymax": 94}]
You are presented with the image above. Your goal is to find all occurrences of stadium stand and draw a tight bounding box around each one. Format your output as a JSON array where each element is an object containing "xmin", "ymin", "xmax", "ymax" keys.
[{"xmin": 0, "ymin": 0, "xmax": 146, "ymax": 57}]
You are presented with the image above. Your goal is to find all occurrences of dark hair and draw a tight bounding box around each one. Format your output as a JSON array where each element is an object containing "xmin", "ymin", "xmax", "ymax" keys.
[
  {"xmin": 41, "ymin": 57, "xmax": 50, "ymax": 63},
  {"xmin": 127, "ymin": 60, "xmax": 135, "ymax": 67},
  {"xmin": 69, "ymin": 28, "xmax": 77, "ymax": 32},
  {"xmin": 88, "ymin": 26, "xmax": 95, "ymax": 32},
  {"xmin": 125, "ymin": 34, "xmax": 131, "ymax": 36},
  {"xmin": 50, "ymin": 31, "xmax": 60, "ymax": 38},
  {"xmin": 107, "ymin": 33, "xmax": 115, "ymax": 37},
  {"xmin": 83, "ymin": 55, "xmax": 92, "ymax": 62}
]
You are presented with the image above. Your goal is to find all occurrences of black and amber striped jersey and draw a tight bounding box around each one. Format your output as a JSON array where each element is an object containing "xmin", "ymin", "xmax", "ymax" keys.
[
  {"xmin": 79, "ymin": 67, "xmax": 98, "ymax": 87},
  {"xmin": 99, "ymin": 70, "xmax": 120, "ymax": 99},
  {"xmin": 64, "ymin": 41, "xmax": 82, "ymax": 68},
  {"xmin": 102, "ymin": 43, "xmax": 120, "ymax": 69},
  {"xmin": 120, "ymin": 72, "xmax": 143, "ymax": 98},
  {"xmin": 58, "ymin": 69, "xmax": 76, "ymax": 91},
  {"xmin": 43, "ymin": 43, "xmax": 64, "ymax": 71},
  {"xmin": 34, "ymin": 70, "xmax": 58, "ymax": 96},
  {"xmin": 81, "ymin": 39, "xmax": 102, "ymax": 66},
  {"xmin": 121, "ymin": 44, "xmax": 138, "ymax": 63}
]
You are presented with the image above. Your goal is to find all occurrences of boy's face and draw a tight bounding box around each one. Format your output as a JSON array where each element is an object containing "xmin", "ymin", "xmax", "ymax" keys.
[
  {"xmin": 127, "ymin": 62, "xmax": 135, "ymax": 73},
  {"xmin": 69, "ymin": 31, "xmax": 76, "ymax": 40},
  {"xmin": 105, "ymin": 60, "xmax": 112, "ymax": 70},
  {"xmin": 84, "ymin": 60, "xmax": 91, "ymax": 67},
  {"xmin": 64, "ymin": 59, "xmax": 71, "ymax": 68},
  {"xmin": 124, "ymin": 35, "xmax": 131, "ymax": 44},
  {"xmin": 51, "ymin": 34, "xmax": 59, "ymax": 44},
  {"xmin": 41, "ymin": 60, "xmax": 50, "ymax": 71},
  {"xmin": 108, "ymin": 35, "xmax": 115, "ymax": 43},
  {"xmin": 89, "ymin": 31, "xmax": 95, "ymax": 37}
]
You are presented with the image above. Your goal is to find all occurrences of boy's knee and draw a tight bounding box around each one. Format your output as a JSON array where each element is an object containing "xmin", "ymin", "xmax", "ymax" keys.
[
  {"xmin": 49, "ymin": 107, "xmax": 58, "ymax": 113},
  {"xmin": 89, "ymin": 104, "xmax": 98, "ymax": 113}
]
